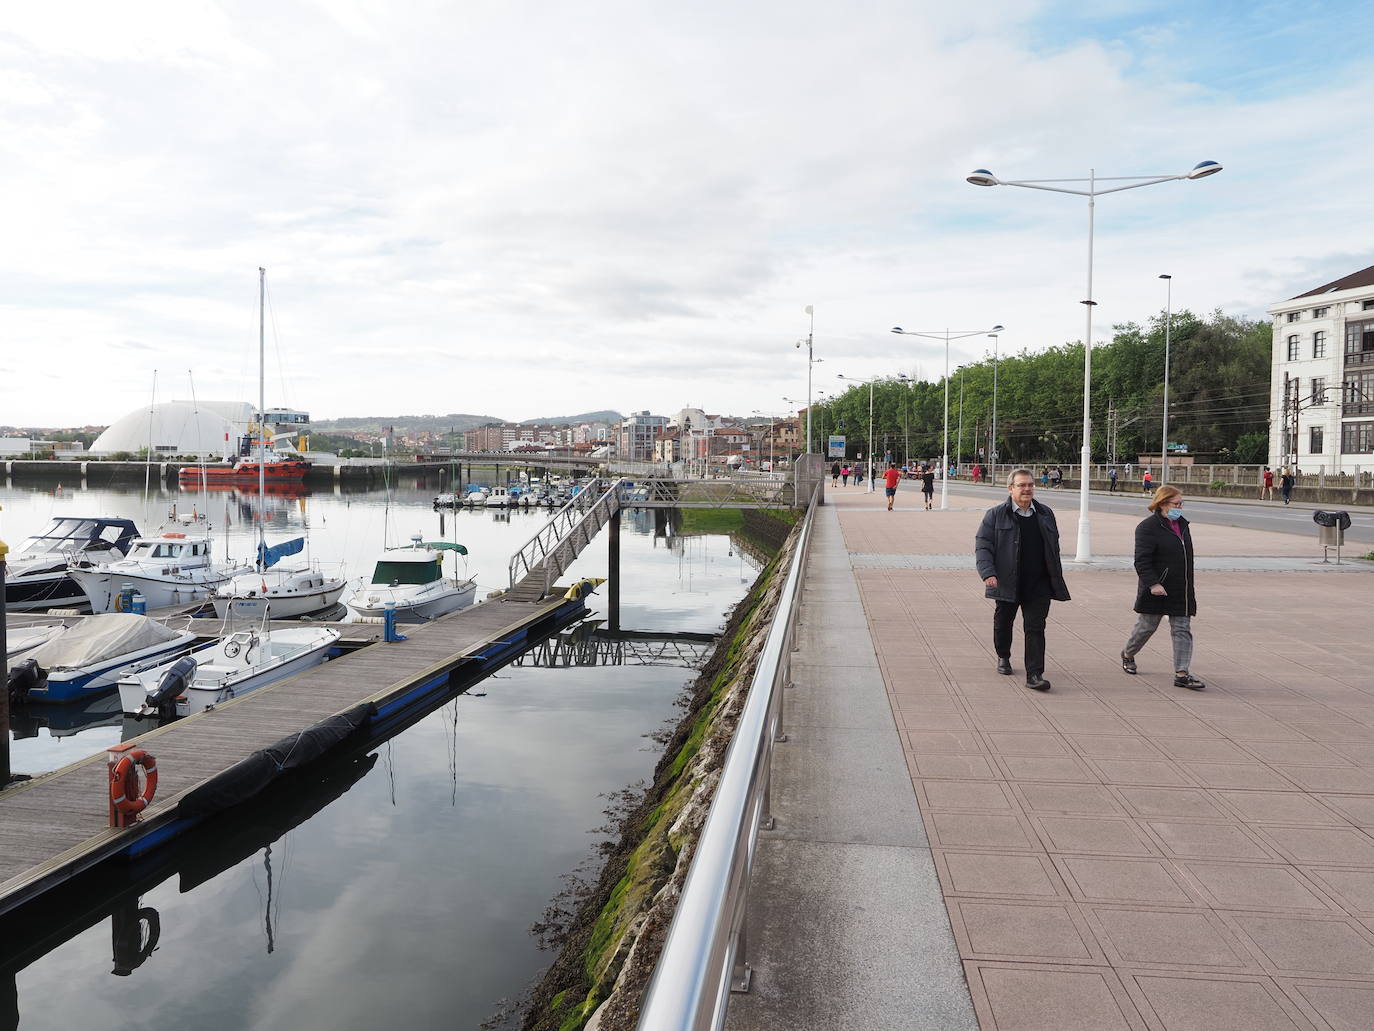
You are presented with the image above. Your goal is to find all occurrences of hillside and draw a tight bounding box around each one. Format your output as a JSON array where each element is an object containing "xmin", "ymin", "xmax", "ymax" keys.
[{"xmin": 313, "ymin": 410, "xmax": 623, "ymax": 434}]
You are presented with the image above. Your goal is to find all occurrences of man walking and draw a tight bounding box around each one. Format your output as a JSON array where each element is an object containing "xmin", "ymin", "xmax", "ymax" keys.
[
  {"xmin": 883, "ymin": 462, "xmax": 901, "ymax": 510},
  {"xmin": 974, "ymin": 468, "xmax": 1071, "ymax": 692}
]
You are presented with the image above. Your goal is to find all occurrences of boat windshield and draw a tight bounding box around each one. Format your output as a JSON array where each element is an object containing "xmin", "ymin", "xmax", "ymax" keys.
[
  {"xmin": 370, "ymin": 560, "xmax": 441, "ymax": 586},
  {"xmin": 16, "ymin": 519, "xmax": 120, "ymax": 555}
]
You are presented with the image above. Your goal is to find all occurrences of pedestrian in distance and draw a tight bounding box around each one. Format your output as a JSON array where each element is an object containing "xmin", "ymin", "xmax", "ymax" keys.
[
  {"xmin": 1108, "ymin": 466, "xmax": 1119, "ymax": 492},
  {"xmin": 1050, "ymin": 466, "xmax": 1063, "ymax": 489},
  {"xmin": 1120, "ymin": 485, "xmax": 1205, "ymax": 690},
  {"xmin": 1040, "ymin": 468, "xmax": 1049, "ymax": 487},
  {"xmin": 870, "ymin": 464, "xmax": 878, "ymax": 490},
  {"xmin": 920, "ymin": 466, "xmax": 935, "ymax": 509},
  {"xmin": 831, "ymin": 460, "xmax": 841, "ymax": 486},
  {"xmin": 883, "ymin": 462, "xmax": 901, "ymax": 510},
  {"xmin": 975, "ymin": 468, "xmax": 1071, "ymax": 692},
  {"xmin": 841, "ymin": 464, "xmax": 850, "ymax": 487},
  {"xmin": 1142, "ymin": 468, "xmax": 1153, "ymax": 494},
  {"xmin": 1280, "ymin": 468, "xmax": 1295, "ymax": 505},
  {"xmin": 1261, "ymin": 466, "xmax": 1274, "ymax": 500}
]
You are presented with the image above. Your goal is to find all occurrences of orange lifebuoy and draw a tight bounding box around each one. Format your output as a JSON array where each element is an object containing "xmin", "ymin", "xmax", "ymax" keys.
[
  {"xmin": 110, "ymin": 749, "xmax": 159, "ymax": 818},
  {"xmin": 164, "ymin": 532, "xmax": 186, "ymax": 539}
]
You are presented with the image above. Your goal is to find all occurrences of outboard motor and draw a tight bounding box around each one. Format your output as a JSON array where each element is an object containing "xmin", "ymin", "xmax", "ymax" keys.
[
  {"xmin": 143, "ymin": 655, "xmax": 198, "ymax": 717},
  {"xmin": 7, "ymin": 658, "xmax": 46, "ymax": 704}
]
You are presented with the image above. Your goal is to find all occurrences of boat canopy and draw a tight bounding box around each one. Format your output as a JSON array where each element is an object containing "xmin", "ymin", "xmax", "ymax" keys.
[
  {"xmin": 258, "ymin": 536, "xmax": 306, "ymax": 569},
  {"xmin": 420, "ymin": 542, "xmax": 468, "ymax": 555},
  {"xmin": 26, "ymin": 613, "xmax": 186, "ymax": 671}
]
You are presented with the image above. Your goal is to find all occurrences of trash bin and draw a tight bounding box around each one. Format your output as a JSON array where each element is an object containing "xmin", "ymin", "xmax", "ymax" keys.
[{"xmin": 1313, "ymin": 510, "xmax": 1350, "ymax": 546}]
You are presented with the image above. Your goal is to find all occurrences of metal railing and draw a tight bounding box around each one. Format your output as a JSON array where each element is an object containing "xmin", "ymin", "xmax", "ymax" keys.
[
  {"xmin": 635, "ymin": 487, "xmax": 819, "ymax": 1031},
  {"xmin": 618, "ymin": 476, "xmax": 794, "ymax": 509},
  {"xmin": 507, "ymin": 480, "xmax": 623, "ymax": 596}
]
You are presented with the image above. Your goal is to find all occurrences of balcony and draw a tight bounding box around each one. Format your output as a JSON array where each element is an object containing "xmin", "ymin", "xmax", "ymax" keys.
[
  {"xmin": 1343, "ymin": 401, "xmax": 1374, "ymax": 417},
  {"xmin": 1347, "ymin": 349, "xmax": 1374, "ymax": 368}
]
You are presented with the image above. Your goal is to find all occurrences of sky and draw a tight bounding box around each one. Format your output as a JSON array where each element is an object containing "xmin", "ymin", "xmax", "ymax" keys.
[{"xmin": 3, "ymin": 0, "xmax": 1373, "ymax": 429}]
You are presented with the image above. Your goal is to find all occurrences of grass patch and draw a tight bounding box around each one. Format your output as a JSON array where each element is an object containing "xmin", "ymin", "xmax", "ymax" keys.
[{"xmin": 676, "ymin": 508, "xmax": 745, "ymax": 535}]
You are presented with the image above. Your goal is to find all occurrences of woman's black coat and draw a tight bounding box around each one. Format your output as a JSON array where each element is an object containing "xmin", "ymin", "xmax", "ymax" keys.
[{"xmin": 1133, "ymin": 512, "xmax": 1197, "ymax": 616}]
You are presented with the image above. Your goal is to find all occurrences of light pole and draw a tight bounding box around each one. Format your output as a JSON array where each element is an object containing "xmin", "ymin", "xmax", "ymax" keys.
[
  {"xmin": 891, "ymin": 325, "xmax": 1004, "ymax": 510},
  {"xmin": 989, "ymin": 330, "xmax": 1001, "ymax": 486},
  {"xmin": 1159, "ymin": 273, "xmax": 1172, "ymax": 486},
  {"xmin": 796, "ymin": 306, "xmax": 818, "ymax": 454},
  {"xmin": 752, "ymin": 409, "xmax": 780, "ymax": 469},
  {"xmin": 966, "ymin": 161, "xmax": 1221, "ymax": 560},
  {"xmin": 836, "ymin": 374, "xmax": 879, "ymax": 492}
]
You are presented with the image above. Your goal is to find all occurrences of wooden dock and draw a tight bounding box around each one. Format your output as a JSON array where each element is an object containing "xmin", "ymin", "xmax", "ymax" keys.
[{"xmin": 0, "ymin": 591, "xmax": 584, "ymax": 917}]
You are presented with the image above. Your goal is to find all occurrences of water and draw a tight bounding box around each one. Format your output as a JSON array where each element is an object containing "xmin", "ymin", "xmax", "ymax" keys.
[{"xmin": 1, "ymin": 480, "xmax": 761, "ymax": 1030}]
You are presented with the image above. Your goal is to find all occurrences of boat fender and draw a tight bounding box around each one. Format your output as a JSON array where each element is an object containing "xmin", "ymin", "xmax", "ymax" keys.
[
  {"xmin": 110, "ymin": 749, "xmax": 159, "ymax": 818},
  {"xmin": 7, "ymin": 658, "xmax": 46, "ymax": 702},
  {"xmin": 147, "ymin": 655, "xmax": 198, "ymax": 710},
  {"xmin": 164, "ymin": 532, "xmax": 186, "ymax": 539}
]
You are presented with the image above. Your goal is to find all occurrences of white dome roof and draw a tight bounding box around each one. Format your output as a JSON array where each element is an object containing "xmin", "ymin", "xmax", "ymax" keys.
[{"xmin": 91, "ymin": 400, "xmax": 254, "ymax": 457}]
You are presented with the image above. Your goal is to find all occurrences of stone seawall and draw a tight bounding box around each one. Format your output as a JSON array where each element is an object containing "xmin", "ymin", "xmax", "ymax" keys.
[{"xmin": 522, "ymin": 512, "xmax": 801, "ymax": 1031}]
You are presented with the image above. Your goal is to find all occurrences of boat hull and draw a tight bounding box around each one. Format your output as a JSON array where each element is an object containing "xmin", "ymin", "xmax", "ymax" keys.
[
  {"xmin": 345, "ymin": 580, "xmax": 478, "ymax": 622},
  {"xmin": 24, "ymin": 633, "xmax": 198, "ymax": 704},
  {"xmin": 3, "ymin": 569, "xmax": 90, "ymax": 612},
  {"xmin": 68, "ymin": 569, "xmax": 231, "ymax": 613},
  {"xmin": 178, "ymin": 460, "xmax": 309, "ymax": 485}
]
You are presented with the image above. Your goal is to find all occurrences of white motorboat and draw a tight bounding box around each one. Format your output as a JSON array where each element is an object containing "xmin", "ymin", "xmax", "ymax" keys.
[
  {"xmin": 118, "ymin": 619, "xmax": 340, "ymax": 718},
  {"xmin": 5, "ymin": 622, "xmax": 68, "ymax": 661},
  {"xmin": 344, "ymin": 538, "xmax": 477, "ymax": 622},
  {"xmin": 3, "ymin": 517, "xmax": 140, "ymax": 611},
  {"xmin": 8, "ymin": 612, "xmax": 198, "ymax": 704},
  {"xmin": 67, "ymin": 517, "xmax": 238, "ymax": 613},
  {"xmin": 484, "ymin": 487, "xmax": 512, "ymax": 508}
]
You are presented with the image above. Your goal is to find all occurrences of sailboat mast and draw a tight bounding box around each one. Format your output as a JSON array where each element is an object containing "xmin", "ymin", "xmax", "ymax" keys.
[{"xmin": 257, "ymin": 267, "xmax": 267, "ymax": 571}]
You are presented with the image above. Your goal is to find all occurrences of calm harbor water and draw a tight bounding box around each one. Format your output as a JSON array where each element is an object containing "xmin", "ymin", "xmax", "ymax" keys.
[{"xmin": 1, "ymin": 480, "xmax": 760, "ymax": 1031}]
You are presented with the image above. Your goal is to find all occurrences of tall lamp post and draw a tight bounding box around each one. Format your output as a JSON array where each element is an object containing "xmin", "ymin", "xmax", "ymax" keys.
[
  {"xmin": 890, "ymin": 325, "xmax": 1004, "ymax": 510},
  {"xmin": 989, "ymin": 329, "xmax": 1001, "ymax": 486},
  {"xmin": 796, "ymin": 305, "xmax": 818, "ymax": 453},
  {"xmin": 1159, "ymin": 273, "xmax": 1173, "ymax": 486},
  {"xmin": 966, "ymin": 161, "xmax": 1221, "ymax": 560},
  {"xmin": 836, "ymin": 374, "xmax": 880, "ymax": 493}
]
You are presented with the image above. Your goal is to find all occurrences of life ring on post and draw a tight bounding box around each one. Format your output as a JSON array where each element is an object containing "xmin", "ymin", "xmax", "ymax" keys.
[{"xmin": 110, "ymin": 749, "xmax": 159, "ymax": 818}]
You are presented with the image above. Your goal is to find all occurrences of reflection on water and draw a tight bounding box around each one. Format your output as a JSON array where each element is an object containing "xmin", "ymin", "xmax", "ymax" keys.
[{"xmin": 1, "ymin": 479, "xmax": 763, "ymax": 1030}]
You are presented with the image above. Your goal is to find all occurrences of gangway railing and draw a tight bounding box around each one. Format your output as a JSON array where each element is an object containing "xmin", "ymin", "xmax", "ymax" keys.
[
  {"xmin": 618, "ymin": 476, "xmax": 793, "ymax": 509},
  {"xmin": 507, "ymin": 480, "xmax": 624, "ymax": 597},
  {"xmin": 635, "ymin": 486, "xmax": 820, "ymax": 1031}
]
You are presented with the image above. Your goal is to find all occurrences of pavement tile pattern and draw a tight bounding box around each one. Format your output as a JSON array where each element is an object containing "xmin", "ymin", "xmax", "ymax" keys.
[{"xmin": 829, "ymin": 484, "xmax": 1374, "ymax": 1031}]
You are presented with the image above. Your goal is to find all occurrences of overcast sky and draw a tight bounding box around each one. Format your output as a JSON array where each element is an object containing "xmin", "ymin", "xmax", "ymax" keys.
[{"xmin": 4, "ymin": 0, "xmax": 1372, "ymax": 429}]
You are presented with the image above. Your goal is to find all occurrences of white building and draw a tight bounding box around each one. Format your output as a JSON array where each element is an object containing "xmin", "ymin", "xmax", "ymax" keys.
[
  {"xmin": 1268, "ymin": 264, "xmax": 1374, "ymax": 470},
  {"xmin": 90, "ymin": 400, "xmax": 310, "ymax": 458}
]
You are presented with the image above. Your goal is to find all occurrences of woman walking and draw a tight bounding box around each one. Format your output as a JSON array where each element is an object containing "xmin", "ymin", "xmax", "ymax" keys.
[
  {"xmin": 920, "ymin": 465, "xmax": 936, "ymax": 509},
  {"xmin": 841, "ymin": 464, "xmax": 850, "ymax": 487},
  {"xmin": 831, "ymin": 460, "xmax": 841, "ymax": 486},
  {"xmin": 1280, "ymin": 468, "xmax": 1295, "ymax": 505},
  {"xmin": 1120, "ymin": 486, "xmax": 1205, "ymax": 690}
]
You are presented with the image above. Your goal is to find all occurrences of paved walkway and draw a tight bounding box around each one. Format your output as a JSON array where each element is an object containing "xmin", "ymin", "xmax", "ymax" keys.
[{"xmin": 728, "ymin": 483, "xmax": 1374, "ymax": 1030}]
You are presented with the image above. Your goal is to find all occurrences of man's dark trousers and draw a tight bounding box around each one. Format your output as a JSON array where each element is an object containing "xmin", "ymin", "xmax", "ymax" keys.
[{"xmin": 994, "ymin": 597, "xmax": 1051, "ymax": 677}]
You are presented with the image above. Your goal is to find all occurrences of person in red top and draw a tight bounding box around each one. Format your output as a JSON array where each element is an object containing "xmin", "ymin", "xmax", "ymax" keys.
[
  {"xmin": 883, "ymin": 463, "xmax": 901, "ymax": 510},
  {"xmin": 1261, "ymin": 466, "xmax": 1274, "ymax": 500}
]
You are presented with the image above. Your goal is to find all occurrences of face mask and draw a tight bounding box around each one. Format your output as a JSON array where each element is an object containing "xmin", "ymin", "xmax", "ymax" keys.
[{"xmin": 1165, "ymin": 509, "xmax": 1182, "ymax": 521}]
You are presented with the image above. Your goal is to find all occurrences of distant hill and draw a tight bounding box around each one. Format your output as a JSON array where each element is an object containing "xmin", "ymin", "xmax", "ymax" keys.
[
  {"xmin": 518, "ymin": 410, "xmax": 622, "ymax": 426},
  {"xmin": 312, "ymin": 413, "xmax": 502, "ymax": 435}
]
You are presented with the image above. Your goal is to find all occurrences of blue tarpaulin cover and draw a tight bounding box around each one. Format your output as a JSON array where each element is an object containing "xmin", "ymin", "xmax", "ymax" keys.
[{"xmin": 258, "ymin": 536, "xmax": 306, "ymax": 569}]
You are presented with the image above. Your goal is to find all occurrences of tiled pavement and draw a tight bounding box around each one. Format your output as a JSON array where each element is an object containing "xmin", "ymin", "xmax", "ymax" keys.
[{"xmin": 827, "ymin": 484, "xmax": 1374, "ymax": 1030}]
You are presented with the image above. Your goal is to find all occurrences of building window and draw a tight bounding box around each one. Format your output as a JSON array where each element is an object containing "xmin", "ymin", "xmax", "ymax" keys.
[
  {"xmin": 1286, "ymin": 335, "xmax": 1300, "ymax": 361},
  {"xmin": 1365, "ymin": 300, "xmax": 1374, "ymax": 310},
  {"xmin": 1342, "ymin": 421, "xmax": 1374, "ymax": 453},
  {"xmin": 1287, "ymin": 311, "xmax": 1302, "ymax": 322},
  {"xmin": 1309, "ymin": 426, "xmax": 1324, "ymax": 453},
  {"xmin": 1347, "ymin": 320, "xmax": 1374, "ymax": 358},
  {"xmin": 1313, "ymin": 306, "xmax": 1330, "ymax": 318},
  {"xmin": 1313, "ymin": 331, "xmax": 1326, "ymax": 358},
  {"xmin": 1311, "ymin": 377, "xmax": 1327, "ymax": 403}
]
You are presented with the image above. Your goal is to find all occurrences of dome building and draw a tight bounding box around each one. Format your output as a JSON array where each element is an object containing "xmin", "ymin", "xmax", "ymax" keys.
[{"xmin": 90, "ymin": 401, "xmax": 310, "ymax": 458}]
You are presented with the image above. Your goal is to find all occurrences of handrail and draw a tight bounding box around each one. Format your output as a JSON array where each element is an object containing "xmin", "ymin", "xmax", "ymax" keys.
[
  {"xmin": 636, "ymin": 485, "xmax": 820, "ymax": 1031},
  {"xmin": 507, "ymin": 481, "xmax": 617, "ymax": 590}
]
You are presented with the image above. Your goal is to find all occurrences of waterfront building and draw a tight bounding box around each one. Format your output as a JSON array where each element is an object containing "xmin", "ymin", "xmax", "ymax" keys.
[
  {"xmin": 619, "ymin": 411, "xmax": 668, "ymax": 462},
  {"xmin": 1268, "ymin": 263, "xmax": 1374, "ymax": 470},
  {"xmin": 89, "ymin": 401, "xmax": 310, "ymax": 458}
]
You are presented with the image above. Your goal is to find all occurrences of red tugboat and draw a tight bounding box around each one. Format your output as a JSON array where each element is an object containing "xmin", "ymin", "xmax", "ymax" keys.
[{"xmin": 178, "ymin": 451, "xmax": 310, "ymax": 487}]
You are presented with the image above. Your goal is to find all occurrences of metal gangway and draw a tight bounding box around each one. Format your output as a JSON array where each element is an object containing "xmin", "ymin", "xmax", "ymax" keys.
[{"xmin": 506, "ymin": 480, "xmax": 624, "ymax": 602}]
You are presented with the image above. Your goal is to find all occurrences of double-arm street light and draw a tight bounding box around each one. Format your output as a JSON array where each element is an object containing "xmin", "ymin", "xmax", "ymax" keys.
[
  {"xmin": 966, "ymin": 161, "xmax": 1221, "ymax": 561},
  {"xmin": 890, "ymin": 325, "xmax": 1004, "ymax": 510},
  {"xmin": 836, "ymin": 374, "xmax": 880, "ymax": 492}
]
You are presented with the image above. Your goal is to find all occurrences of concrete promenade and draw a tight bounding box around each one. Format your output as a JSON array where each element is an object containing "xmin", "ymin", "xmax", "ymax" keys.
[{"xmin": 727, "ymin": 481, "xmax": 1374, "ymax": 1030}]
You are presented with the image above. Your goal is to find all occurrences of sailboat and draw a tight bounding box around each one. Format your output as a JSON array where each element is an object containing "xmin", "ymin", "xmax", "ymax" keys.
[{"xmin": 210, "ymin": 269, "xmax": 346, "ymax": 620}]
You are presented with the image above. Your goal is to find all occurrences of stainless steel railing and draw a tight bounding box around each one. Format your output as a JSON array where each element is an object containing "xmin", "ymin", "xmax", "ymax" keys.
[{"xmin": 635, "ymin": 486, "xmax": 819, "ymax": 1031}]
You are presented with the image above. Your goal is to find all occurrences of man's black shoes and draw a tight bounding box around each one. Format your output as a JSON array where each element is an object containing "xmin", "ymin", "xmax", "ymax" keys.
[
  {"xmin": 1025, "ymin": 674, "xmax": 1052, "ymax": 692},
  {"xmin": 1121, "ymin": 652, "xmax": 1137, "ymax": 675},
  {"xmin": 1174, "ymin": 674, "xmax": 1206, "ymax": 690},
  {"xmin": 996, "ymin": 658, "xmax": 1013, "ymax": 676}
]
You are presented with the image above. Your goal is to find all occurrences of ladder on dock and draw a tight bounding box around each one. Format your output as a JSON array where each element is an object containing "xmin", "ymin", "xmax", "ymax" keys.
[{"xmin": 506, "ymin": 482, "xmax": 622, "ymax": 602}]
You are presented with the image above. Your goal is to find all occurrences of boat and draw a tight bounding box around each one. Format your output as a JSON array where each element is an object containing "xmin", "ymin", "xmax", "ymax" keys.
[
  {"xmin": 7, "ymin": 612, "xmax": 198, "ymax": 705},
  {"xmin": 66, "ymin": 515, "xmax": 239, "ymax": 613},
  {"xmin": 484, "ymin": 487, "xmax": 512, "ymax": 508},
  {"xmin": 3, "ymin": 517, "xmax": 140, "ymax": 611},
  {"xmin": 176, "ymin": 451, "xmax": 310, "ymax": 487},
  {"xmin": 344, "ymin": 537, "xmax": 477, "ymax": 622},
  {"xmin": 5, "ymin": 622, "xmax": 68, "ymax": 660},
  {"xmin": 117, "ymin": 616, "xmax": 340, "ymax": 718},
  {"xmin": 209, "ymin": 269, "xmax": 346, "ymax": 621}
]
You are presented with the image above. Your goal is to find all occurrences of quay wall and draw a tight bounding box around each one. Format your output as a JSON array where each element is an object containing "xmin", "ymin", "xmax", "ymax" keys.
[{"xmin": 522, "ymin": 510, "xmax": 799, "ymax": 1031}]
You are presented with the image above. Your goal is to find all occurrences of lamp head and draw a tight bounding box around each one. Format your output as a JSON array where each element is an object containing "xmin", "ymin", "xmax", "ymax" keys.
[
  {"xmin": 890, "ymin": 326, "xmax": 903, "ymax": 334},
  {"xmin": 1186, "ymin": 160, "xmax": 1222, "ymax": 180},
  {"xmin": 966, "ymin": 169, "xmax": 998, "ymax": 187},
  {"xmin": 990, "ymin": 324, "xmax": 1004, "ymax": 332},
  {"xmin": 1159, "ymin": 273, "xmax": 1171, "ymax": 280}
]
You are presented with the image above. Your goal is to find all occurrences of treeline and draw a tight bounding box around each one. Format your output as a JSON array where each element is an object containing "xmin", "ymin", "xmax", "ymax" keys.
[{"xmin": 816, "ymin": 310, "xmax": 1272, "ymax": 465}]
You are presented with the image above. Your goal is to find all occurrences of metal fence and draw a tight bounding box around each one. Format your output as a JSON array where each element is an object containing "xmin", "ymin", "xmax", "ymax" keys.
[{"xmin": 635, "ymin": 486, "xmax": 819, "ymax": 1031}]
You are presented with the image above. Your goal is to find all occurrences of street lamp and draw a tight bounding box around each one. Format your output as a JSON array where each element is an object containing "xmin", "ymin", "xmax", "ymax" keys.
[
  {"xmin": 796, "ymin": 306, "xmax": 819, "ymax": 454},
  {"xmin": 891, "ymin": 325, "xmax": 1004, "ymax": 510},
  {"xmin": 966, "ymin": 160, "xmax": 1221, "ymax": 560},
  {"xmin": 836, "ymin": 374, "xmax": 881, "ymax": 492},
  {"xmin": 988, "ymin": 329, "xmax": 1001, "ymax": 486},
  {"xmin": 1159, "ymin": 274, "xmax": 1173, "ymax": 487},
  {"xmin": 752, "ymin": 409, "xmax": 781, "ymax": 469}
]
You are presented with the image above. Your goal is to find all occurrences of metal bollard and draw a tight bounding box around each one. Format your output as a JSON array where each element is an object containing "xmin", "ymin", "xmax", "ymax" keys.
[{"xmin": 382, "ymin": 601, "xmax": 407, "ymax": 642}]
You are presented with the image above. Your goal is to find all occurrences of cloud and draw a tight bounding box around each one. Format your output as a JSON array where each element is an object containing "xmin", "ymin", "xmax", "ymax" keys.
[{"xmin": 3, "ymin": 1, "xmax": 1373, "ymax": 426}]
